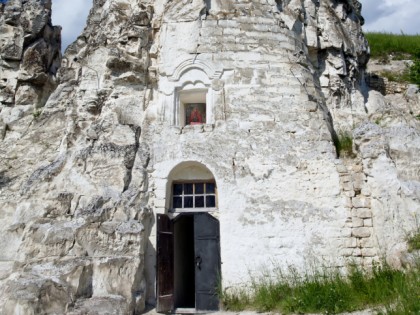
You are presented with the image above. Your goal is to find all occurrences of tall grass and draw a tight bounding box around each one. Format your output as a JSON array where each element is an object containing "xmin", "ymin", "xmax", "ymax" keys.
[
  {"xmin": 365, "ymin": 32, "xmax": 420, "ymax": 59},
  {"xmin": 333, "ymin": 131, "xmax": 355, "ymax": 158},
  {"xmin": 408, "ymin": 51, "xmax": 420, "ymax": 85},
  {"xmin": 221, "ymin": 262, "xmax": 420, "ymax": 314},
  {"xmin": 407, "ymin": 231, "xmax": 420, "ymax": 253}
]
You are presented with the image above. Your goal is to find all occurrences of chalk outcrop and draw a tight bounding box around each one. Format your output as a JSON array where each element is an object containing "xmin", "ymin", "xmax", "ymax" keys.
[
  {"xmin": 0, "ymin": 0, "xmax": 60, "ymax": 140},
  {"xmin": 0, "ymin": 0, "xmax": 419, "ymax": 314}
]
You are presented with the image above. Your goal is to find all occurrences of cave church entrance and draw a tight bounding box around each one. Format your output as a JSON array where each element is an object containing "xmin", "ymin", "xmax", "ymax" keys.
[{"xmin": 156, "ymin": 213, "xmax": 221, "ymax": 313}]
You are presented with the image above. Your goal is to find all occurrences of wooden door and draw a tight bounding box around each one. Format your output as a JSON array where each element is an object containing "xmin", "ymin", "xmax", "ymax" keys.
[
  {"xmin": 156, "ymin": 214, "xmax": 174, "ymax": 313},
  {"xmin": 194, "ymin": 213, "xmax": 221, "ymax": 311}
]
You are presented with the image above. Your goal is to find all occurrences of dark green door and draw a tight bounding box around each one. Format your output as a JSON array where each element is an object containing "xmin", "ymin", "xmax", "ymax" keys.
[
  {"xmin": 156, "ymin": 213, "xmax": 221, "ymax": 312},
  {"xmin": 194, "ymin": 213, "xmax": 221, "ymax": 311},
  {"xmin": 156, "ymin": 214, "xmax": 174, "ymax": 313}
]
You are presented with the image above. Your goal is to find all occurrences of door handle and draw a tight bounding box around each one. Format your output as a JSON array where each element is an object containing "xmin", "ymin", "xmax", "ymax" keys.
[{"xmin": 195, "ymin": 256, "xmax": 202, "ymax": 269}]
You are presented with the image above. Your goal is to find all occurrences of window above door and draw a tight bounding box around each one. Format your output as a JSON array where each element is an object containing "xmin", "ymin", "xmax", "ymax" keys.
[{"xmin": 172, "ymin": 182, "xmax": 217, "ymax": 211}]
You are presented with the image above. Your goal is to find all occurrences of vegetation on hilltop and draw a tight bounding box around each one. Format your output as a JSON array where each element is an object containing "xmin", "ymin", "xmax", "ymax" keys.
[
  {"xmin": 365, "ymin": 32, "xmax": 420, "ymax": 85},
  {"xmin": 365, "ymin": 32, "xmax": 420, "ymax": 60}
]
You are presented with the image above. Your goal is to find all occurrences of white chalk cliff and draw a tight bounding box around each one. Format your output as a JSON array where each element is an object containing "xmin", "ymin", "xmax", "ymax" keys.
[{"xmin": 0, "ymin": 0, "xmax": 419, "ymax": 314}]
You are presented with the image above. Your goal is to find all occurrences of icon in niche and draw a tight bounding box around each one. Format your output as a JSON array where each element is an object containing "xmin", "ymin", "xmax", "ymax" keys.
[{"xmin": 186, "ymin": 103, "xmax": 206, "ymax": 125}]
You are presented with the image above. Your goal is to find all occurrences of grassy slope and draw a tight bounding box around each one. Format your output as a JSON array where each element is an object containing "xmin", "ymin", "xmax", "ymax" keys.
[
  {"xmin": 365, "ymin": 32, "xmax": 420, "ymax": 59},
  {"xmin": 365, "ymin": 32, "xmax": 420, "ymax": 85}
]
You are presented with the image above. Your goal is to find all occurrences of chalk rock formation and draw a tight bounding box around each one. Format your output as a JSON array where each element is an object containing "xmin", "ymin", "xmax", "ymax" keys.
[
  {"xmin": 0, "ymin": 0, "xmax": 60, "ymax": 139},
  {"xmin": 0, "ymin": 0, "xmax": 418, "ymax": 314},
  {"xmin": 1, "ymin": 0, "xmax": 151, "ymax": 314}
]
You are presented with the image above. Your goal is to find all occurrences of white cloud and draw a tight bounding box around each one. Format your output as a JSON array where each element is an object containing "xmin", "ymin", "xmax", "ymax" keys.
[
  {"xmin": 51, "ymin": 0, "xmax": 92, "ymax": 51},
  {"xmin": 360, "ymin": 0, "xmax": 420, "ymax": 34}
]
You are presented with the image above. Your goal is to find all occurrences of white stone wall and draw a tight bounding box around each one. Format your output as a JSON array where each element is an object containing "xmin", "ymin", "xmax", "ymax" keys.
[
  {"xmin": 0, "ymin": 0, "xmax": 419, "ymax": 314},
  {"xmin": 145, "ymin": 4, "xmax": 348, "ymax": 293}
]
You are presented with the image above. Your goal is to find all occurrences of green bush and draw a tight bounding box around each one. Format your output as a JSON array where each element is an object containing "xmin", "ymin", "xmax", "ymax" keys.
[
  {"xmin": 32, "ymin": 109, "xmax": 42, "ymax": 118},
  {"xmin": 408, "ymin": 50, "xmax": 420, "ymax": 85}
]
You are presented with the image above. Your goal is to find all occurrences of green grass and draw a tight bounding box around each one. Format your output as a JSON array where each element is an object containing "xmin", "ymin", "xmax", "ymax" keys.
[
  {"xmin": 378, "ymin": 69, "xmax": 411, "ymax": 84},
  {"xmin": 32, "ymin": 109, "xmax": 42, "ymax": 118},
  {"xmin": 407, "ymin": 232, "xmax": 420, "ymax": 252},
  {"xmin": 407, "ymin": 214, "xmax": 420, "ymax": 253},
  {"xmin": 408, "ymin": 54, "xmax": 420, "ymax": 85},
  {"xmin": 221, "ymin": 262, "xmax": 420, "ymax": 314},
  {"xmin": 365, "ymin": 33, "xmax": 420, "ymax": 85},
  {"xmin": 365, "ymin": 32, "xmax": 420, "ymax": 60},
  {"xmin": 334, "ymin": 131, "xmax": 354, "ymax": 158}
]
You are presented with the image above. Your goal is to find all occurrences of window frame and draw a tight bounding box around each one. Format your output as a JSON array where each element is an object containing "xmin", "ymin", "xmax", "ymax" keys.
[
  {"xmin": 171, "ymin": 180, "xmax": 218, "ymax": 212},
  {"xmin": 177, "ymin": 88, "xmax": 208, "ymax": 127}
]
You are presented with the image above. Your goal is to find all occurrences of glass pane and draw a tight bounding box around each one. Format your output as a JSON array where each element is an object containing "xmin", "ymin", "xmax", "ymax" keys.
[
  {"xmin": 206, "ymin": 196, "xmax": 216, "ymax": 207},
  {"xmin": 195, "ymin": 183, "xmax": 204, "ymax": 194},
  {"xmin": 184, "ymin": 183, "xmax": 193, "ymax": 195},
  {"xmin": 195, "ymin": 196, "xmax": 204, "ymax": 208},
  {"xmin": 173, "ymin": 197, "xmax": 182, "ymax": 208},
  {"xmin": 184, "ymin": 196, "xmax": 193, "ymax": 208},
  {"xmin": 173, "ymin": 184, "xmax": 183, "ymax": 196},
  {"xmin": 206, "ymin": 183, "xmax": 215, "ymax": 194}
]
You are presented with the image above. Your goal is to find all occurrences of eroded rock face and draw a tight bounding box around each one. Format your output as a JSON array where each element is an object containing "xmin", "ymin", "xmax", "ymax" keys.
[
  {"xmin": 0, "ymin": 0, "xmax": 419, "ymax": 314},
  {"xmin": 0, "ymin": 0, "xmax": 151, "ymax": 314},
  {"xmin": 0, "ymin": 0, "xmax": 61, "ymax": 139}
]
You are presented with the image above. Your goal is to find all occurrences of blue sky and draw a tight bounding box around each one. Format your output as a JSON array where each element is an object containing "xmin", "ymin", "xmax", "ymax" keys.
[
  {"xmin": 51, "ymin": 0, "xmax": 420, "ymax": 52},
  {"xmin": 51, "ymin": 0, "xmax": 92, "ymax": 50},
  {"xmin": 360, "ymin": 0, "xmax": 420, "ymax": 35}
]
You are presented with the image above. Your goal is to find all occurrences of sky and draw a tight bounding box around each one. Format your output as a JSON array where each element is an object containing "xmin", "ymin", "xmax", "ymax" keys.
[
  {"xmin": 51, "ymin": 0, "xmax": 420, "ymax": 52},
  {"xmin": 360, "ymin": 0, "xmax": 420, "ymax": 35},
  {"xmin": 51, "ymin": 0, "xmax": 92, "ymax": 50}
]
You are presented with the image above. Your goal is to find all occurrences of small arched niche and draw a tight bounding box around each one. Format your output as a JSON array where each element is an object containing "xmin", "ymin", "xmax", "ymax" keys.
[
  {"xmin": 174, "ymin": 68, "xmax": 213, "ymax": 127},
  {"xmin": 160, "ymin": 58, "xmax": 222, "ymax": 127},
  {"xmin": 166, "ymin": 161, "xmax": 217, "ymax": 212},
  {"xmin": 176, "ymin": 82, "xmax": 208, "ymax": 127}
]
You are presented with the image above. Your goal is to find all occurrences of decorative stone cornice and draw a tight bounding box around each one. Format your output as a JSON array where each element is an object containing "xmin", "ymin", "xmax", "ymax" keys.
[{"xmin": 168, "ymin": 57, "xmax": 223, "ymax": 82}]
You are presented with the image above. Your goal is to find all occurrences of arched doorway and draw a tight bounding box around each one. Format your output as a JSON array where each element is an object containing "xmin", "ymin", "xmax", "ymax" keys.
[{"xmin": 156, "ymin": 162, "xmax": 221, "ymax": 313}]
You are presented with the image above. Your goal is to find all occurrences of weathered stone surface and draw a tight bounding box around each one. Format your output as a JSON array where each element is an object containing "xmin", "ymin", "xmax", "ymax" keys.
[
  {"xmin": 0, "ymin": 0, "xmax": 419, "ymax": 314},
  {"xmin": 68, "ymin": 296, "xmax": 130, "ymax": 315},
  {"xmin": 353, "ymin": 208, "xmax": 373, "ymax": 219},
  {"xmin": 352, "ymin": 196, "xmax": 371, "ymax": 208},
  {"xmin": 352, "ymin": 227, "xmax": 372, "ymax": 238},
  {"xmin": 0, "ymin": 0, "xmax": 60, "ymax": 140}
]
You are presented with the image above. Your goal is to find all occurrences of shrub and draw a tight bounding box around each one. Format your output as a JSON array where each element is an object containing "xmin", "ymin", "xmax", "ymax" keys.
[
  {"xmin": 32, "ymin": 109, "xmax": 42, "ymax": 118},
  {"xmin": 408, "ymin": 50, "xmax": 420, "ymax": 85}
]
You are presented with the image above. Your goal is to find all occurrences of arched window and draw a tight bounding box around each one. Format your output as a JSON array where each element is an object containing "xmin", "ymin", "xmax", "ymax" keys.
[
  {"xmin": 172, "ymin": 182, "xmax": 216, "ymax": 209},
  {"xmin": 167, "ymin": 162, "xmax": 218, "ymax": 212}
]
